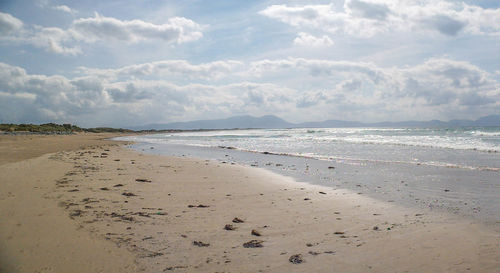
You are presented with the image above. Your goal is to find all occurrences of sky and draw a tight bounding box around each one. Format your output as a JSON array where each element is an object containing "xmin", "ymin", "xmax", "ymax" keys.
[{"xmin": 0, "ymin": 0, "xmax": 499, "ymax": 127}]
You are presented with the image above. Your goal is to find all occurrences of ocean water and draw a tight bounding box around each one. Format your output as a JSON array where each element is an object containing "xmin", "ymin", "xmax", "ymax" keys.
[{"xmin": 117, "ymin": 127, "xmax": 500, "ymax": 223}]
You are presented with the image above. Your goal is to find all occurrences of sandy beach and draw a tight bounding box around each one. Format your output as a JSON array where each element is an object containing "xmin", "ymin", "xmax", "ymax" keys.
[{"xmin": 1, "ymin": 134, "xmax": 499, "ymax": 272}]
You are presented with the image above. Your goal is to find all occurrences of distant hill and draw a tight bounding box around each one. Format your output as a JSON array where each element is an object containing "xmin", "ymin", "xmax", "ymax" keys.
[
  {"xmin": 129, "ymin": 114, "xmax": 500, "ymax": 130},
  {"xmin": 130, "ymin": 115, "xmax": 293, "ymax": 130},
  {"xmin": 475, "ymin": 115, "xmax": 500, "ymax": 126}
]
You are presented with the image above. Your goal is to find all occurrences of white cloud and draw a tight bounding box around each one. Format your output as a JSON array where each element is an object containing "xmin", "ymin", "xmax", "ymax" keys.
[
  {"xmin": 260, "ymin": 1, "xmax": 500, "ymax": 38},
  {"xmin": 248, "ymin": 58, "xmax": 386, "ymax": 84},
  {"xmin": 80, "ymin": 59, "xmax": 244, "ymax": 80},
  {"xmin": 0, "ymin": 56, "xmax": 498, "ymax": 126},
  {"xmin": 52, "ymin": 5, "xmax": 77, "ymax": 14},
  {"xmin": 72, "ymin": 13, "xmax": 203, "ymax": 43},
  {"xmin": 0, "ymin": 62, "xmax": 108, "ymax": 122},
  {"xmin": 0, "ymin": 12, "xmax": 23, "ymax": 35},
  {"xmin": 294, "ymin": 32, "xmax": 333, "ymax": 47},
  {"xmin": 30, "ymin": 25, "xmax": 82, "ymax": 55},
  {"xmin": 0, "ymin": 12, "xmax": 203, "ymax": 55}
]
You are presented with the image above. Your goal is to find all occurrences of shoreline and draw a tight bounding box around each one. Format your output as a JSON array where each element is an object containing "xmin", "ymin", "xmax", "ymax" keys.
[
  {"xmin": 126, "ymin": 140, "xmax": 500, "ymax": 224},
  {"xmin": 1, "ymin": 134, "xmax": 499, "ymax": 272}
]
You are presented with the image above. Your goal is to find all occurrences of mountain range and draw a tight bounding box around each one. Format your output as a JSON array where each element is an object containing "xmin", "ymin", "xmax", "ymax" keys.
[{"xmin": 129, "ymin": 114, "xmax": 500, "ymax": 130}]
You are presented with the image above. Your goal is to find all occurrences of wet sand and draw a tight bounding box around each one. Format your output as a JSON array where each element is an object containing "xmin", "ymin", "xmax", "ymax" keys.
[{"xmin": 0, "ymin": 134, "xmax": 499, "ymax": 272}]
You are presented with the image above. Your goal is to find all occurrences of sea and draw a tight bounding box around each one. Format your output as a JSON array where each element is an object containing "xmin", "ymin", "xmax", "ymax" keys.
[{"xmin": 116, "ymin": 127, "xmax": 500, "ymax": 224}]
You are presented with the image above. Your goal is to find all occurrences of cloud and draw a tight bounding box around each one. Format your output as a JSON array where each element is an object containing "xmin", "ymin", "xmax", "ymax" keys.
[
  {"xmin": 52, "ymin": 5, "xmax": 77, "ymax": 14},
  {"xmin": 259, "ymin": 4, "xmax": 330, "ymax": 28},
  {"xmin": 296, "ymin": 91, "xmax": 327, "ymax": 108},
  {"xmin": 294, "ymin": 32, "xmax": 333, "ymax": 47},
  {"xmin": 345, "ymin": 0, "xmax": 390, "ymax": 21},
  {"xmin": 30, "ymin": 26, "xmax": 82, "ymax": 55},
  {"xmin": 72, "ymin": 13, "xmax": 203, "ymax": 43},
  {"xmin": 0, "ymin": 62, "xmax": 108, "ymax": 122},
  {"xmin": 0, "ymin": 12, "xmax": 203, "ymax": 55},
  {"xmin": 73, "ymin": 57, "xmax": 500, "ymax": 113},
  {"xmin": 0, "ymin": 56, "xmax": 498, "ymax": 126},
  {"xmin": 422, "ymin": 14, "xmax": 465, "ymax": 36},
  {"xmin": 80, "ymin": 59, "xmax": 244, "ymax": 80},
  {"xmin": 394, "ymin": 58, "xmax": 497, "ymax": 106},
  {"xmin": 0, "ymin": 62, "xmax": 296, "ymax": 126},
  {"xmin": 248, "ymin": 58, "xmax": 386, "ymax": 84},
  {"xmin": 260, "ymin": 1, "xmax": 500, "ymax": 38},
  {"xmin": 0, "ymin": 12, "xmax": 23, "ymax": 35}
]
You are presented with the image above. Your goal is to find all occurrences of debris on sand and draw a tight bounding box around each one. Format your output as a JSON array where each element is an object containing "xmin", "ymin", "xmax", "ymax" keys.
[
  {"xmin": 113, "ymin": 184, "xmax": 124, "ymax": 187},
  {"xmin": 135, "ymin": 178, "xmax": 151, "ymax": 183},
  {"xmin": 110, "ymin": 212, "xmax": 134, "ymax": 221},
  {"xmin": 164, "ymin": 265, "xmax": 187, "ymax": 271},
  {"xmin": 188, "ymin": 204, "xmax": 210, "ymax": 208},
  {"xmin": 69, "ymin": 210, "xmax": 83, "ymax": 217},
  {"xmin": 334, "ymin": 231, "xmax": 345, "ymax": 235},
  {"xmin": 289, "ymin": 254, "xmax": 304, "ymax": 264},
  {"xmin": 122, "ymin": 192, "xmax": 137, "ymax": 197},
  {"xmin": 251, "ymin": 229, "xmax": 261, "ymax": 236},
  {"xmin": 100, "ymin": 187, "xmax": 109, "ymax": 191},
  {"xmin": 224, "ymin": 224, "xmax": 236, "ymax": 231},
  {"xmin": 133, "ymin": 212, "xmax": 151, "ymax": 218},
  {"xmin": 319, "ymin": 191, "xmax": 326, "ymax": 194},
  {"xmin": 232, "ymin": 217, "xmax": 244, "ymax": 223},
  {"xmin": 243, "ymin": 240, "xmax": 263, "ymax": 248},
  {"xmin": 193, "ymin": 241, "xmax": 210, "ymax": 247}
]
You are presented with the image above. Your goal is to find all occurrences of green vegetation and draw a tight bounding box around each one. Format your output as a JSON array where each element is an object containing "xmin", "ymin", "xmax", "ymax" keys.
[
  {"xmin": 0, "ymin": 123, "xmax": 82, "ymax": 133},
  {"xmin": 0, "ymin": 123, "xmax": 134, "ymax": 134},
  {"xmin": 84, "ymin": 127, "xmax": 134, "ymax": 133}
]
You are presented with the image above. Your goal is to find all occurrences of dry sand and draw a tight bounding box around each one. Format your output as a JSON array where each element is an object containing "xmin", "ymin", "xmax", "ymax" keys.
[{"xmin": 0, "ymin": 134, "xmax": 499, "ymax": 272}]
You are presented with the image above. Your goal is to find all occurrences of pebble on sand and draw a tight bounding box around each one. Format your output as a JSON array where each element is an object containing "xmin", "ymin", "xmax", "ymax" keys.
[
  {"xmin": 224, "ymin": 224, "xmax": 236, "ymax": 231},
  {"xmin": 289, "ymin": 254, "xmax": 304, "ymax": 264},
  {"xmin": 135, "ymin": 178, "xmax": 152, "ymax": 183},
  {"xmin": 243, "ymin": 240, "xmax": 263, "ymax": 248},
  {"xmin": 193, "ymin": 241, "xmax": 210, "ymax": 247},
  {"xmin": 232, "ymin": 217, "xmax": 245, "ymax": 223},
  {"xmin": 251, "ymin": 229, "xmax": 261, "ymax": 236}
]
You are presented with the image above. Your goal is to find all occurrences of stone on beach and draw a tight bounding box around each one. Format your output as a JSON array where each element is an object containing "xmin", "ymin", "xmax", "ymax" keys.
[
  {"xmin": 122, "ymin": 192, "xmax": 137, "ymax": 197},
  {"xmin": 251, "ymin": 229, "xmax": 261, "ymax": 236},
  {"xmin": 188, "ymin": 204, "xmax": 210, "ymax": 208},
  {"xmin": 232, "ymin": 217, "xmax": 245, "ymax": 223},
  {"xmin": 193, "ymin": 241, "xmax": 210, "ymax": 247},
  {"xmin": 243, "ymin": 240, "xmax": 263, "ymax": 248},
  {"xmin": 135, "ymin": 178, "xmax": 151, "ymax": 183},
  {"xmin": 224, "ymin": 224, "xmax": 236, "ymax": 231},
  {"xmin": 289, "ymin": 254, "xmax": 304, "ymax": 264}
]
